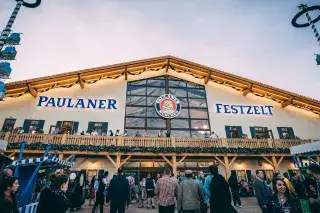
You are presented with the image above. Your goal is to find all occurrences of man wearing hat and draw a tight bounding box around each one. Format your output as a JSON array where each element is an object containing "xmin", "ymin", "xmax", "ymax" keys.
[
  {"xmin": 177, "ymin": 170, "xmax": 204, "ymax": 213},
  {"xmin": 307, "ymin": 163, "xmax": 320, "ymax": 210}
]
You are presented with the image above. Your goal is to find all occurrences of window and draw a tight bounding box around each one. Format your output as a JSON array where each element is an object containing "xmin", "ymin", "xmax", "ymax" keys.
[
  {"xmin": 250, "ymin": 126, "xmax": 272, "ymax": 139},
  {"xmin": 225, "ymin": 126, "xmax": 243, "ymax": 138},
  {"xmin": 56, "ymin": 121, "xmax": 79, "ymax": 134},
  {"xmin": 23, "ymin": 119, "xmax": 45, "ymax": 133},
  {"xmin": 125, "ymin": 75, "xmax": 211, "ymax": 137},
  {"xmin": 277, "ymin": 127, "xmax": 295, "ymax": 139},
  {"xmin": 2, "ymin": 118, "xmax": 16, "ymax": 132},
  {"xmin": 87, "ymin": 122, "xmax": 108, "ymax": 135}
]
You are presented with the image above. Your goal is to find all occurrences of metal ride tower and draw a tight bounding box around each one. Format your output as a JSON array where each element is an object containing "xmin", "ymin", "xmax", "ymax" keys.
[
  {"xmin": 292, "ymin": 4, "xmax": 320, "ymax": 65},
  {"xmin": 0, "ymin": 0, "xmax": 41, "ymax": 100}
]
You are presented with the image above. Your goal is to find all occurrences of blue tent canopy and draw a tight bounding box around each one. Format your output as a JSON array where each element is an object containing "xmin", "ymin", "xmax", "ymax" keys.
[
  {"xmin": 6, "ymin": 33, "xmax": 21, "ymax": 45},
  {"xmin": 8, "ymin": 155, "xmax": 75, "ymax": 168},
  {"xmin": 316, "ymin": 54, "xmax": 320, "ymax": 65},
  {"xmin": 0, "ymin": 62, "xmax": 12, "ymax": 77},
  {"xmin": 0, "ymin": 81, "xmax": 5, "ymax": 101},
  {"xmin": 0, "ymin": 47, "xmax": 17, "ymax": 60}
]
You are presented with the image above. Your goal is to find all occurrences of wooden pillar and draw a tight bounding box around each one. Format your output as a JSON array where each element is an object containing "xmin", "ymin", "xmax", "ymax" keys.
[
  {"xmin": 116, "ymin": 155, "xmax": 121, "ymax": 171},
  {"xmin": 224, "ymin": 156, "xmax": 230, "ymax": 178},
  {"xmin": 171, "ymin": 137, "xmax": 176, "ymax": 148},
  {"xmin": 61, "ymin": 134, "xmax": 67, "ymax": 144},
  {"xmin": 172, "ymin": 155, "xmax": 177, "ymax": 178},
  {"xmin": 4, "ymin": 132, "xmax": 10, "ymax": 141},
  {"xmin": 59, "ymin": 153, "xmax": 64, "ymax": 159}
]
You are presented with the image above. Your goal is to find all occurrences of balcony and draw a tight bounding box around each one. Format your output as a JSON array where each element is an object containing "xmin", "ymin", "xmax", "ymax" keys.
[{"xmin": 0, "ymin": 132, "xmax": 312, "ymax": 155}]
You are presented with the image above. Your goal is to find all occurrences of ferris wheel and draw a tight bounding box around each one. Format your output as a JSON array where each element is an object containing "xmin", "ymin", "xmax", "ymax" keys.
[
  {"xmin": 0, "ymin": 0, "xmax": 41, "ymax": 101},
  {"xmin": 292, "ymin": 4, "xmax": 320, "ymax": 65}
]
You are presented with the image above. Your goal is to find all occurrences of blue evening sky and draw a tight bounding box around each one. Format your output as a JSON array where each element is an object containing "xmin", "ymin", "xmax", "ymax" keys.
[{"xmin": 0, "ymin": 0, "xmax": 319, "ymax": 99}]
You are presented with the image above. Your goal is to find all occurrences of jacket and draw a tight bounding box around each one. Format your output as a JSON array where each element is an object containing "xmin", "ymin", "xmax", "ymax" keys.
[
  {"xmin": 108, "ymin": 174, "xmax": 130, "ymax": 204},
  {"xmin": 210, "ymin": 174, "xmax": 232, "ymax": 213},
  {"xmin": 177, "ymin": 179, "xmax": 204, "ymax": 211},
  {"xmin": 253, "ymin": 178, "xmax": 269, "ymax": 207},
  {"xmin": 37, "ymin": 187, "xmax": 55, "ymax": 213},
  {"xmin": 0, "ymin": 192, "xmax": 19, "ymax": 213},
  {"xmin": 266, "ymin": 194, "xmax": 299, "ymax": 213}
]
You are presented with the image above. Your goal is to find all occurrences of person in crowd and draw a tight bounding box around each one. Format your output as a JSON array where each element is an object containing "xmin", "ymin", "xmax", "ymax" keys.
[
  {"xmin": 204, "ymin": 133, "xmax": 209, "ymax": 138},
  {"xmin": 253, "ymin": 170, "xmax": 270, "ymax": 213},
  {"xmin": 115, "ymin": 129, "xmax": 121, "ymax": 136},
  {"xmin": 126, "ymin": 175, "xmax": 135, "ymax": 203},
  {"xmin": 102, "ymin": 132, "xmax": 107, "ymax": 136},
  {"xmin": 155, "ymin": 168, "xmax": 178, "ymax": 213},
  {"xmin": 135, "ymin": 131, "xmax": 141, "ymax": 137},
  {"xmin": 109, "ymin": 130, "xmax": 114, "ymax": 136},
  {"xmin": 138, "ymin": 176, "xmax": 146, "ymax": 208},
  {"xmin": 196, "ymin": 171, "xmax": 208, "ymax": 213},
  {"xmin": 108, "ymin": 167, "xmax": 130, "ymax": 213},
  {"xmin": 158, "ymin": 130, "xmax": 164, "ymax": 137},
  {"xmin": 123, "ymin": 130, "xmax": 128, "ymax": 136},
  {"xmin": 166, "ymin": 130, "xmax": 171, "ymax": 138},
  {"xmin": 85, "ymin": 131, "xmax": 91, "ymax": 136},
  {"xmin": 209, "ymin": 165, "xmax": 233, "ymax": 213},
  {"xmin": 92, "ymin": 172, "xmax": 109, "ymax": 213},
  {"xmin": 291, "ymin": 172, "xmax": 306, "ymax": 200},
  {"xmin": 209, "ymin": 131, "xmax": 219, "ymax": 139},
  {"xmin": 307, "ymin": 163, "xmax": 320, "ymax": 211},
  {"xmin": 142, "ymin": 130, "xmax": 148, "ymax": 137},
  {"xmin": 103, "ymin": 171, "xmax": 110, "ymax": 207},
  {"xmin": 228, "ymin": 173, "xmax": 242, "ymax": 208},
  {"xmin": 283, "ymin": 172, "xmax": 296, "ymax": 196},
  {"xmin": 37, "ymin": 173, "xmax": 57, "ymax": 213},
  {"xmin": 0, "ymin": 168, "xmax": 13, "ymax": 186},
  {"xmin": 178, "ymin": 170, "xmax": 204, "ymax": 213},
  {"xmin": 80, "ymin": 131, "xmax": 85, "ymax": 135},
  {"xmin": 51, "ymin": 174, "xmax": 69, "ymax": 213},
  {"xmin": 178, "ymin": 172, "xmax": 186, "ymax": 183},
  {"xmin": 144, "ymin": 173, "xmax": 156, "ymax": 209},
  {"xmin": 155, "ymin": 173, "xmax": 161, "ymax": 183},
  {"xmin": 91, "ymin": 128, "xmax": 98, "ymax": 136},
  {"xmin": 89, "ymin": 175, "xmax": 96, "ymax": 206},
  {"xmin": 0, "ymin": 176, "xmax": 19, "ymax": 213},
  {"xmin": 204, "ymin": 167, "xmax": 213, "ymax": 207},
  {"xmin": 267, "ymin": 178, "xmax": 299, "ymax": 213}
]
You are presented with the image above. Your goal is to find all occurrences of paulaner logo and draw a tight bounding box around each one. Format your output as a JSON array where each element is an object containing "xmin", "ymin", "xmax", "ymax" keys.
[
  {"xmin": 216, "ymin": 104, "xmax": 273, "ymax": 115},
  {"xmin": 155, "ymin": 94, "xmax": 181, "ymax": 119},
  {"xmin": 37, "ymin": 96, "xmax": 117, "ymax": 109}
]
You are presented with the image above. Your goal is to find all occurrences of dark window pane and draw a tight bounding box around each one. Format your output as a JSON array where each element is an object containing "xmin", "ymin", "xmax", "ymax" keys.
[
  {"xmin": 147, "ymin": 97, "xmax": 159, "ymax": 106},
  {"xmin": 191, "ymin": 130, "xmax": 210, "ymax": 138},
  {"xmin": 146, "ymin": 129, "xmax": 164, "ymax": 137},
  {"xmin": 189, "ymin": 98, "xmax": 207, "ymax": 108},
  {"xmin": 126, "ymin": 96, "xmax": 146, "ymax": 105},
  {"xmin": 129, "ymin": 79, "xmax": 146, "ymax": 85},
  {"xmin": 188, "ymin": 89, "xmax": 206, "ymax": 98},
  {"xmin": 147, "ymin": 87, "xmax": 166, "ymax": 96},
  {"xmin": 169, "ymin": 88, "xmax": 187, "ymax": 97},
  {"xmin": 187, "ymin": 82, "xmax": 205, "ymax": 89},
  {"xmin": 125, "ymin": 129, "xmax": 144, "ymax": 136},
  {"xmin": 191, "ymin": 120, "xmax": 209, "ymax": 129},
  {"xmin": 189, "ymin": 108, "xmax": 208, "ymax": 119},
  {"xmin": 126, "ymin": 106, "xmax": 146, "ymax": 117},
  {"xmin": 127, "ymin": 85, "xmax": 146, "ymax": 95},
  {"xmin": 171, "ymin": 119, "xmax": 189, "ymax": 129},
  {"xmin": 147, "ymin": 79, "xmax": 165, "ymax": 87},
  {"xmin": 169, "ymin": 80, "xmax": 187, "ymax": 88},
  {"xmin": 171, "ymin": 130, "xmax": 191, "ymax": 137},
  {"xmin": 177, "ymin": 108, "xmax": 189, "ymax": 118},
  {"xmin": 147, "ymin": 107, "xmax": 160, "ymax": 117},
  {"xmin": 125, "ymin": 117, "xmax": 145, "ymax": 127},
  {"xmin": 147, "ymin": 118, "xmax": 166, "ymax": 128}
]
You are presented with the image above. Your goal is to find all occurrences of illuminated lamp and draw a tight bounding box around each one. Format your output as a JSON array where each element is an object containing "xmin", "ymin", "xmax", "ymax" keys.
[
  {"xmin": 0, "ymin": 47, "xmax": 17, "ymax": 60},
  {"xmin": 0, "ymin": 62, "xmax": 11, "ymax": 78},
  {"xmin": 6, "ymin": 33, "xmax": 21, "ymax": 45},
  {"xmin": 0, "ymin": 81, "xmax": 5, "ymax": 101}
]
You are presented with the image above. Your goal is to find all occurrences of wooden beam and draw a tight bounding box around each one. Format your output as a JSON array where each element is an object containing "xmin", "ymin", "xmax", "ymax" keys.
[
  {"xmin": 204, "ymin": 70, "xmax": 212, "ymax": 84},
  {"xmin": 124, "ymin": 66, "xmax": 128, "ymax": 80},
  {"xmin": 7, "ymin": 153, "xmax": 15, "ymax": 158},
  {"xmin": 78, "ymin": 74, "xmax": 85, "ymax": 89},
  {"xmin": 276, "ymin": 156, "xmax": 284, "ymax": 167},
  {"xmin": 65, "ymin": 152, "xmax": 77, "ymax": 161},
  {"xmin": 281, "ymin": 97, "xmax": 293, "ymax": 108},
  {"xmin": 172, "ymin": 155, "xmax": 177, "ymax": 177},
  {"xmin": 165, "ymin": 59, "xmax": 170, "ymax": 73},
  {"xmin": 119, "ymin": 155, "xmax": 131, "ymax": 168},
  {"xmin": 178, "ymin": 156, "xmax": 187, "ymax": 164},
  {"xmin": 27, "ymin": 84, "xmax": 37, "ymax": 98},
  {"xmin": 229, "ymin": 156, "xmax": 237, "ymax": 166},
  {"xmin": 116, "ymin": 155, "xmax": 121, "ymax": 170},
  {"xmin": 214, "ymin": 156, "xmax": 226, "ymax": 167},
  {"xmin": 106, "ymin": 155, "xmax": 117, "ymax": 167},
  {"xmin": 162, "ymin": 156, "xmax": 173, "ymax": 167},
  {"xmin": 243, "ymin": 83, "xmax": 253, "ymax": 96},
  {"xmin": 263, "ymin": 156, "xmax": 273, "ymax": 166}
]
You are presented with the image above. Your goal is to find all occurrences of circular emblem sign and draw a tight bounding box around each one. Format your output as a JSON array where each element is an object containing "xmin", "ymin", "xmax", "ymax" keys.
[{"xmin": 155, "ymin": 94, "xmax": 181, "ymax": 119}]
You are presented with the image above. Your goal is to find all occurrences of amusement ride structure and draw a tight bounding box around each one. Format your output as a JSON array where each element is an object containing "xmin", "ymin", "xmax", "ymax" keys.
[
  {"xmin": 292, "ymin": 4, "xmax": 320, "ymax": 65},
  {"xmin": 0, "ymin": 0, "xmax": 41, "ymax": 101}
]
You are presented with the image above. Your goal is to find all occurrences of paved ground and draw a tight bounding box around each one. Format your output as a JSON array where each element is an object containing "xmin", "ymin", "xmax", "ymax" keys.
[{"xmin": 77, "ymin": 197, "xmax": 262, "ymax": 213}]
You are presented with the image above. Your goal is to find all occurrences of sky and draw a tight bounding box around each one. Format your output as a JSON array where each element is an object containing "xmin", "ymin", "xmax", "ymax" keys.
[{"xmin": 0, "ymin": 0, "xmax": 319, "ymax": 99}]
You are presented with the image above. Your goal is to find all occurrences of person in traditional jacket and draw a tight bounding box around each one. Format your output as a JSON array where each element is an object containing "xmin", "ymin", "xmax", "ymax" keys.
[
  {"xmin": 0, "ymin": 176, "xmax": 19, "ymax": 213},
  {"xmin": 51, "ymin": 174, "xmax": 70, "ymax": 213},
  {"xmin": 37, "ymin": 174, "xmax": 57, "ymax": 213}
]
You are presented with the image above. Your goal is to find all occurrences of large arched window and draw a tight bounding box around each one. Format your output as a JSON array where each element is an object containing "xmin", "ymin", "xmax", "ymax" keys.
[{"xmin": 125, "ymin": 75, "xmax": 210, "ymax": 137}]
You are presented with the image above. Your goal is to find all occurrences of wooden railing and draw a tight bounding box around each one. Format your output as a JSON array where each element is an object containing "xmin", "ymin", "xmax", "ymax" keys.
[{"xmin": 1, "ymin": 132, "xmax": 314, "ymax": 149}]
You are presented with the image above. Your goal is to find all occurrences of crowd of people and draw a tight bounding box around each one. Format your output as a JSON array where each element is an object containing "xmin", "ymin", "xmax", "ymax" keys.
[{"xmin": 0, "ymin": 163, "xmax": 319, "ymax": 213}]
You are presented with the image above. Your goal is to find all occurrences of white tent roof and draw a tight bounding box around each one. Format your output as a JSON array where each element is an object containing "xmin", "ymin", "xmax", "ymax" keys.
[{"xmin": 290, "ymin": 140, "xmax": 320, "ymax": 155}]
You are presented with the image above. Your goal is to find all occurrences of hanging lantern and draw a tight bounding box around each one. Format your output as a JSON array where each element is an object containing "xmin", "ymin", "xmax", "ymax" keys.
[
  {"xmin": 0, "ymin": 62, "xmax": 12, "ymax": 78},
  {"xmin": 0, "ymin": 81, "xmax": 5, "ymax": 101},
  {"xmin": 316, "ymin": 54, "xmax": 320, "ymax": 65},
  {"xmin": 0, "ymin": 47, "xmax": 17, "ymax": 60},
  {"xmin": 6, "ymin": 33, "xmax": 21, "ymax": 45}
]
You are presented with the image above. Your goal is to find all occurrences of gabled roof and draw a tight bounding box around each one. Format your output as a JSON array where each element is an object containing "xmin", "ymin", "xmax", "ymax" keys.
[{"xmin": 4, "ymin": 55, "xmax": 320, "ymax": 116}]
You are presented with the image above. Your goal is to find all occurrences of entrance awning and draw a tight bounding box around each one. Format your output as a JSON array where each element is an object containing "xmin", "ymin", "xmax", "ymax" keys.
[{"xmin": 290, "ymin": 140, "xmax": 320, "ymax": 155}]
